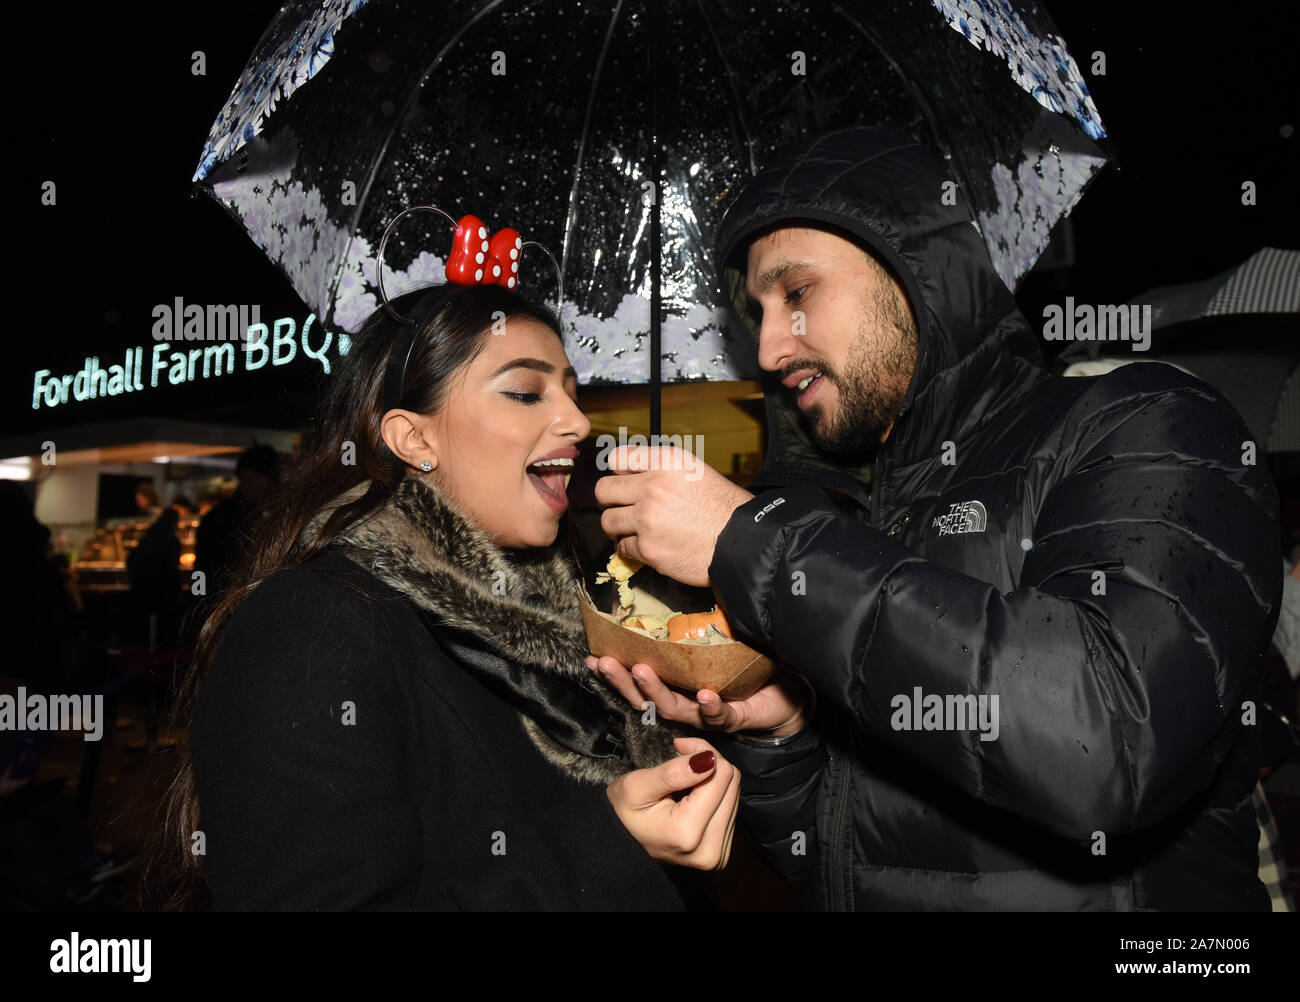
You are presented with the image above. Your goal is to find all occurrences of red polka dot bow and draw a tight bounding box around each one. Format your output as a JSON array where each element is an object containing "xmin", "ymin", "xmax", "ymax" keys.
[{"xmin": 445, "ymin": 214, "xmax": 523, "ymax": 289}]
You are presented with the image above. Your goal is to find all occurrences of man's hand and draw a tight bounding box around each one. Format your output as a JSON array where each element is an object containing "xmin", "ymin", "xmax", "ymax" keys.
[
  {"xmin": 595, "ymin": 444, "xmax": 753, "ymax": 587},
  {"xmin": 586, "ymin": 654, "xmax": 811, "ymax": 738}
]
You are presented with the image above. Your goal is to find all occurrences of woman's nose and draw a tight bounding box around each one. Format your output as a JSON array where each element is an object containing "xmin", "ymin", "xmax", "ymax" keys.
[{"xmin": 554, "ymin": 391, "xmax": 591, "ymax": 440}]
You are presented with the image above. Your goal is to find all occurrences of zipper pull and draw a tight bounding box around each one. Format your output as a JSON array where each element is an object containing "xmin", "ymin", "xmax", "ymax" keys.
[{"xmin": 886, "ymin": 512, "xmax": 910, "ymax": 538}]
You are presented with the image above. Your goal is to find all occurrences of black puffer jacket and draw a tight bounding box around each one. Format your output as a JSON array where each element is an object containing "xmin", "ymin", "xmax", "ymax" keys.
[{"xmin": 707, "ymin": 127, "xmax": 1281, "ymax": 910}]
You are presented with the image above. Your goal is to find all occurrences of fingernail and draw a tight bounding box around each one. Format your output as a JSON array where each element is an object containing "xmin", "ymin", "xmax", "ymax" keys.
[
  {"xmin": 631, "ymin": 672, "xmax": 646, "ymax": 687},
  {"xmin": 698, "ymin": 692, "xmax": 713, "ymax": 705},
  {"xmin": 585, "ymin": 656, "xmax": 597, "ymax": 669},
  {"xmin": 689, "ymin": 751, "xmax": 715, "ymax": 774},
  {"xmin": 598, "ymin": 668, "xmax": 612, "ymax": 679}
]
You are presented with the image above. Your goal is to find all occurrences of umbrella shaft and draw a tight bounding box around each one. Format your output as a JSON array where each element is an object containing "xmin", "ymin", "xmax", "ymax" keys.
[{"xmin": 649, "ymin": 0, "xmax": 661, "ymax": 438}]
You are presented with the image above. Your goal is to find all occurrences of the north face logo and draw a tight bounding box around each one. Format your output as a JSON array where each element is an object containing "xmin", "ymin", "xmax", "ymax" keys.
[{"xmin": 931, "ymin": 500, "xmax": 987, "ymax": 536}]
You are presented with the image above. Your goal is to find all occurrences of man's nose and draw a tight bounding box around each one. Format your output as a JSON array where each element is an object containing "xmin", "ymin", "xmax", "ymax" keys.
[{"xmin": 757, "ymin": 310, "xmax": 800, "ymax": 373}]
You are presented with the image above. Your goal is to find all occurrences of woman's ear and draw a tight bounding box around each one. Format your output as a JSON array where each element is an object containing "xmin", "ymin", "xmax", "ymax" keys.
[{"xmin": 380, "ymin": 409, "xmax": 439, "ymax": 471}]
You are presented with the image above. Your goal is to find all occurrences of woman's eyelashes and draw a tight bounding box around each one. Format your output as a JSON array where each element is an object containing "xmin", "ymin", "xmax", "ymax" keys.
[{"xmin": 502, "ymin": 383, "xmax": 580, "ymax": 407}]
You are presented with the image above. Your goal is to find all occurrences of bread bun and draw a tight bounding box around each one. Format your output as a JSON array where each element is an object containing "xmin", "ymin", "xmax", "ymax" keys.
[{"xmin": 666, "ymin": 607, "xmax": 734, "ymax": 644}]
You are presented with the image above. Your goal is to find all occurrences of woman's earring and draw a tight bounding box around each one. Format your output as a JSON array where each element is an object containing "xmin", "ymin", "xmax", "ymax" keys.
[{"xmin": 419, "ymin": 460, "xmax": 433, "ymax": 472}]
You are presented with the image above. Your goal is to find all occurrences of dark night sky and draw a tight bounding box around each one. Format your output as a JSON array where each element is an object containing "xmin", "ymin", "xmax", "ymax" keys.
[{"xmin": 9, "ymin": 1, "xmax": 1298, "ymax": 440}]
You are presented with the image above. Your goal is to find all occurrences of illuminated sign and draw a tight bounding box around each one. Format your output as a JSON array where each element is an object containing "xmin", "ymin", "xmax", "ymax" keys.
[{"xmin": 31, "ymin": 314, "xmax": 351, "ymax": 411}]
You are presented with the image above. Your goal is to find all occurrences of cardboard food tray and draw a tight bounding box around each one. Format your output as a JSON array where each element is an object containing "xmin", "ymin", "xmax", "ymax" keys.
[{"xmin": 578, "ymin": 585, "xmax": 775, "ymax": 699}]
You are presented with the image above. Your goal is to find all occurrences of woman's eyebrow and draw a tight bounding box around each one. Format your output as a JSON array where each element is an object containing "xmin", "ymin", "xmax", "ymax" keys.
[{"xmin": 490, "ymin": 357, "xmax": 578, "ymax": 380}]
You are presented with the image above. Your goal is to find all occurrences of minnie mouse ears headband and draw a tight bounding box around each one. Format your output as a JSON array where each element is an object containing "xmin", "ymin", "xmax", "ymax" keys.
[{"xmin": 377, "ymin": 205, "xmax": 563, "ymax": 414}]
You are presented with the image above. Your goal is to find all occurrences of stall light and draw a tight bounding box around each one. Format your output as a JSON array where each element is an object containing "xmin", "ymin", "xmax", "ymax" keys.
[{"xmin": 0, "ymin": 457, "xmax": 33, "ymax": 480}]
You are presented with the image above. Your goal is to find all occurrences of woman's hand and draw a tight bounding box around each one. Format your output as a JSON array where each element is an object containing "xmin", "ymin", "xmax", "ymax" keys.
[
  {"xmin": 606, "ymin": 737, "xmax": 740, "ymax": 870},
  {"xmin": 587, "ymin": 655, "xmax": 811, "ymax": 738}
]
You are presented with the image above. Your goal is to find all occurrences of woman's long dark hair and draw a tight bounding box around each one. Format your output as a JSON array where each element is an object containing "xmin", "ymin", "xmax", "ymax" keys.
[{"xmin": 141, "ymin": 284, "xmax": 564, "ymax": 909}]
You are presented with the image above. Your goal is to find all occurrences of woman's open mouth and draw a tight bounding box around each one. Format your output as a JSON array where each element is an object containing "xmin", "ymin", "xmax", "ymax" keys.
[{"xmin": 526, "ymin": 457, "xmax": 573, "ymax": 514}]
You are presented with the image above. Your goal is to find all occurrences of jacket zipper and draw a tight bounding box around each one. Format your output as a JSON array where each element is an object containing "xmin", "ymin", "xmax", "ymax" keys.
[
  {"xmin": 827, "ymin": 752, "xmax": 853, "ymax": 911},
  {"xmin": 826, "ymin": 458, "xmax": 886, "ymax": 911}
]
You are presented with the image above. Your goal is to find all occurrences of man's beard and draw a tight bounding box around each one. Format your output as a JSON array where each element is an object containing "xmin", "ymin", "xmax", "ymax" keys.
[{"xmin": 803, "ymin": 289, "xmax": 917, "ymax": 465}]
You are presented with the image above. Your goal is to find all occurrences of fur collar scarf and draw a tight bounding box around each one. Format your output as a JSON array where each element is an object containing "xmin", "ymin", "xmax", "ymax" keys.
[{"xmin": 303, "ymin": 474, "xmax": 678, "ymax": 784}]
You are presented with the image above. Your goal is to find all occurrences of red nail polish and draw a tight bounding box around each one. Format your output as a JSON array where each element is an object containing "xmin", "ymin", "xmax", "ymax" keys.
[{"xmin": 689, "ymin": 751, "xmax": 715, "ymax": 773}]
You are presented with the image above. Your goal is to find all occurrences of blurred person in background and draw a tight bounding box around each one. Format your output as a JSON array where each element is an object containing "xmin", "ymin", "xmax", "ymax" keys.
[
  {"xmin": 194, "ymin": 446, "xmax": 280, "ymax": 603},
  {"xmin": 0, "ymin": 482, "xmax": 80, "ymax": 795},
  {"xmin": 133, "ymin": 481, "xmax": 160, "ymax": 521},
  {"xmin": 126, "ymin": 507, "xmax": 183, "ymax": 651}
]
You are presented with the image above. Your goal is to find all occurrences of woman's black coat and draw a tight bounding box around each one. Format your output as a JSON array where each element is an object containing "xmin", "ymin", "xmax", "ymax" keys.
[{"xmin": 190, "ymin": 480, "xmax": 686, "ymax": 911}]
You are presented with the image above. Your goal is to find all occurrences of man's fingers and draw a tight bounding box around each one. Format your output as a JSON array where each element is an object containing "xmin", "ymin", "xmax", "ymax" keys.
[
  {"xmin": 593, "ymin": 473, "xmax": 643, "ymax": 508},
  {"xmin": 615, "ymin": 535, "xmax": 645, "ymax": 566},
  {"xmin": 606, "ymin": 444, "xmax": 662, "ymax": 474},
  {"xmin": 600, "ymin": 504, "xmax": 636, "ymax": 540}
]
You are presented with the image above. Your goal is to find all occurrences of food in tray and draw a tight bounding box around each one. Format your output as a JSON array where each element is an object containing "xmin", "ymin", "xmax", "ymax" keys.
[{"xmin": 594, "ymin": 552, "xmax": 735, "ymax": 645}]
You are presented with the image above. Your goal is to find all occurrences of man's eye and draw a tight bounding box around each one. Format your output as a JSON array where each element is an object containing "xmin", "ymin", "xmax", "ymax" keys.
[
  {"xmin": 502, "ymin": 392, "xmax": 542, "ymax": 405},
  {"xmin": 785, "ymin": 285, "xmax": 809, "ymax": 305}
]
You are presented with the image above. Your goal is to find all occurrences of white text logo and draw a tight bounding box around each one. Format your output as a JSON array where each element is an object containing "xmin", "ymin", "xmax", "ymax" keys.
[{"xmin": 931, "ymin": 500, "xmax": 987, "ymax": 535}]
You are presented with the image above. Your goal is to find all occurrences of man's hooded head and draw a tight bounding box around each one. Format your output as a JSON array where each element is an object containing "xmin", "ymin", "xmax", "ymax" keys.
[
  {"xmin": 739, "ymin": 222, "xmax": 920, "ymax": 466},
  {"xmin": 715, "ymin": 127, "xmax": 1044, "ymax": 479}
]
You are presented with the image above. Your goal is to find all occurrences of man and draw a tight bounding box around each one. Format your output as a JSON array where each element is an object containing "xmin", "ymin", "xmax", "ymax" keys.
[{"xmin": 590, "ymin": 127, "xmax": 1282, "ymax": 910}]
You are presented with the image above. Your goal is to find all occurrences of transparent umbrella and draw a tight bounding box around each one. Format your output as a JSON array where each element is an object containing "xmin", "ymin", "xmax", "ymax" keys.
[{"xmin": 193, "ymin": 0, "xmax": 1109, "ymax": 429}]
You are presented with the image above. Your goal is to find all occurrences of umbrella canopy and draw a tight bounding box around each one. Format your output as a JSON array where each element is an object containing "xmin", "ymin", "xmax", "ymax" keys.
[
  {"xmin": 194, "ymin": 0, "xmax": 1108, "ymax": 389},
  {"xmin": 1129, "ymin": 246, "xmax": 1300, "ymax": 329},
  {"xmin": 1061, "ymin": 248, "xmax": 1300, "ymax": 451}
]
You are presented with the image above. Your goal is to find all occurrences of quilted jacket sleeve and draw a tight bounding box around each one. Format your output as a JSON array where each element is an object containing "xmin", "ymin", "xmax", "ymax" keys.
[
  {"xmin": 708, "ymin": 373, "xmax": 1281, "ymax": 842},
  {"xmin": 709, "ymin": 724, "xmax": 826, "ymax": 880}
]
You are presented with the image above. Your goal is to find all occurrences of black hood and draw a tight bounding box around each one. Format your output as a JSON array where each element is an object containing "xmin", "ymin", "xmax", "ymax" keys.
[{"xmin": 715, "ymin": 126, "xmax": 1047, "ymax": 485}]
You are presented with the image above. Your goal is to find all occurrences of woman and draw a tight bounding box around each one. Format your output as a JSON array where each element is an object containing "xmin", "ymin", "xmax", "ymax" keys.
[{"xmin": 151, "ymin": 283, "xmax": 739, "ymax": 910}]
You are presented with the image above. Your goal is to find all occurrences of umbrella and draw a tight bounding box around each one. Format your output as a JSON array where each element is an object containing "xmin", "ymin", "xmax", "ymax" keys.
[
  {"xmin": 1061, "ymin": 248, "xmax": 1300, "ymax": 451},
  {"xmin": 193, "ymin": 0, "xmax": 1108, "ymax": 428}
]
